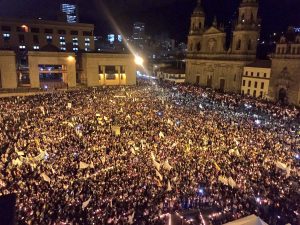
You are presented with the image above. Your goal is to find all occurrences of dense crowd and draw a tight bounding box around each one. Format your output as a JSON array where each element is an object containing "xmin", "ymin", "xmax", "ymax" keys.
[{"xmin": 0, "ymin": 79, "xmax": 299, "ymax": 225}]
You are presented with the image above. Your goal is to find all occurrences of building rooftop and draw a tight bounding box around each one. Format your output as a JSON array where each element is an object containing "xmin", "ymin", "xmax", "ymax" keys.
[
  {"xmin": 0, "ymin": 17, "xmax": 94, "ymax": 29},
  {"xmin": 160, "ymin": 67, "xmax": 185, "ymax": 74},
  {"xmin": 246, "ymin": 60, "xmax": 271, "ymax": 68}
]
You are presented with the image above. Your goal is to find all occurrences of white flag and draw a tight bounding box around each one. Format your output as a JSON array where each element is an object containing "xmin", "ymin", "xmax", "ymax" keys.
[
  {"xmin": 167, "ymin": 180, "xmax": 172, "ymax": 192},
  {"xmin": 82, "ymin": 196, "xmax": 92, "ymax": 209},
  {"xmin": 156, "ymin": 170, "xmax": 163, "ymax": 181},
  {"xmin": 41, "ymin": 173, "xmax": 51, "ymax": 183},
  {"xmin": 128, "ymin": 211, "xmax": 135, "ymax": 224},
  {"xmin": 153, "ymin": 160, "xmax": 161, "ymax": 171},
  {"xmin": 162, "ymin": 160, "xmax": 172, "ymax": 171},
  {"xmin": 228, "ymin": 177, "xmax": 237, "ymax": 188},
  {"xmin": 218, "ymin": 176, "xmax": 228, "ymax": 186},
  {"xmin": 159, "ymin": 131, "xmax": 165, "ymax": 139}
]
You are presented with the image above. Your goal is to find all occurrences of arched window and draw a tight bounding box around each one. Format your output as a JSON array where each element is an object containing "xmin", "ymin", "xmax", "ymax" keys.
[
  {"xmin": 192, "ymin": 23, "xmax": 195, "ymax": 30},
  {"xmin": 199, "ymin": 22, "xmax": 202, "ymax": 30},
  {"xmin": 196, "ymin": 42, "xmax": 201, "ymax": 51},
  {"xmin": 281, "ymin": 47, "xmax": 285, "ymax": 54},
  {"xmin": 248, "ymin": 40, "xmax": 252, "ymax": 50},
  {"xmin": 251, "ymin": 13, "xmax": 254, "ymax": 22},
  {"xmin": 189, "ymin": 43, "xmax": 193, "ymax": 51},
  {"xmin": 236, "ymin": 39, "xmax": 241, "ymax": 50}
]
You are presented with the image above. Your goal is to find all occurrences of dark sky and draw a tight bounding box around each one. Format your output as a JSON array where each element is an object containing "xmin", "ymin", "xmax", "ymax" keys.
[{"xmin": 0, "ymin": 0, "xmax": 299, "ymax": 42}]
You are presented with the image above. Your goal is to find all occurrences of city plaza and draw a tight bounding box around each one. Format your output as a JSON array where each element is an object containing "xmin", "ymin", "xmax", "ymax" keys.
[{"xmin": 0, "ymin": 78, "xmax": 299, "ymax": 224}]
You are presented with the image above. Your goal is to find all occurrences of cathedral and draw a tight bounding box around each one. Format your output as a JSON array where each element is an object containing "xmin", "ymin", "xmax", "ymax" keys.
[{"xmin": 185, "ymin": 0, "xmax": 260, "ymax": 93}]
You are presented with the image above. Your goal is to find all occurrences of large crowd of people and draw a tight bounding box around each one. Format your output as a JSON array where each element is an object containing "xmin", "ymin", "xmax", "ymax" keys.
[{"xmin": 0, "ymin": 79, "xmax": 299, "ymax": 225}]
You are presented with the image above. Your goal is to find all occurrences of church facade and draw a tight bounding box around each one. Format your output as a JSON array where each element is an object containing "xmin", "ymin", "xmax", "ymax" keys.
[
  {"xmin": 185, "ymin": 0, "xmax": 260, "ymax": 93},
  {"xmin": 268, "ymin": 33, "xmax": 300, "ymax": 106}
]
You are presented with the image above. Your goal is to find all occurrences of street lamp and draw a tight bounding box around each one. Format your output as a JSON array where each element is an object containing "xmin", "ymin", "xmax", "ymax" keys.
[{"xmin": 134, "ymin": 55, "xmax": 144, "ymax": 66}]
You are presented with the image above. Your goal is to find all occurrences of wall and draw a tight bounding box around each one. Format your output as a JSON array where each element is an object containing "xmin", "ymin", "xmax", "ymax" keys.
[
  {"xmin": 28, "ymin": 51, "xmax": 76, "ymax": 88},
  {"xmin": 269, "ymin": 56, "xmax": 300, "ymax": 106},
  {"xmin": 185, "ymin": 58, "xmax": 251, "ymax": 92},
  {"xmin": 0, "ymin": 51, "xmax": 17, "ymax": 89}
]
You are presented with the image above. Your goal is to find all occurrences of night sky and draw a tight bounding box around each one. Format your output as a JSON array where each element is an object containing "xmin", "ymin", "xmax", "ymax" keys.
[{"xmin": 0, "ymin": 0, "xmax": 299, "ymax": 42}]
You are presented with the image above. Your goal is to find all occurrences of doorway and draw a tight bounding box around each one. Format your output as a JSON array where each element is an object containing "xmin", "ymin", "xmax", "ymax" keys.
[
  {"xmin": 278, "ymin": 88, "xmax": 287, "ymax": 104},
  {"xmin": 196, "ymin": 76, "xmax": 200, "ymax": 85},
  {"xmin": 220, "ymin": 79, "xmax": 225, "ymax": 92},
  {"xmin": 207, "ymin": 74, "xmax": 212, "ymax": 88}
]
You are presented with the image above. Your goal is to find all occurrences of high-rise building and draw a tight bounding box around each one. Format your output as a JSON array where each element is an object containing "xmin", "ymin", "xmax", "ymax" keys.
[
  {"xmin": 61, "ymin": 1, "xmax": 78, "ymax": 24},
  {"xmin": 132, "ymin": 22, "xmax": 145, "ymax": 40}
]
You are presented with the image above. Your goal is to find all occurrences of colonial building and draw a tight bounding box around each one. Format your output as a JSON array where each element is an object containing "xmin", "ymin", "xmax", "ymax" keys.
[
  {"xmin": 186, "ymin": 0, "xmax": 260, "ymax": 92},
  {"xmin": 241, "ymin": 60, "xmax": 271, "ymax": 98},
  {"xmin": 269, "ymin": 32, "xmax": 300, "ymax": 105},
  {"xmin": 157, "ymin": 67, "xmax": 186, "ymax": 84}
]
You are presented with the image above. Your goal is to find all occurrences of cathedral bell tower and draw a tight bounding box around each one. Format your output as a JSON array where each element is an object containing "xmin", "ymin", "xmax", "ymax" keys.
[
  {"xmin": 232, "ymin": 0, "xmax": 260, "ymax": 55},
  {"xmin": 187, "ymin": 0, "xmax": 205, "ymax": 52}
]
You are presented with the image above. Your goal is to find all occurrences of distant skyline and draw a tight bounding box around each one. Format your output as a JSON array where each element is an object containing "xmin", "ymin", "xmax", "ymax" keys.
[{"xmin": 0, "ymin": 0, "xmax": 299, "ymax": 42}]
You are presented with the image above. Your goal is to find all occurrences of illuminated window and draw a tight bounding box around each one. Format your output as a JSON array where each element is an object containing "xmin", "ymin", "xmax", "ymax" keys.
[
  {"xmin": 73, "ymin": 47, "xmax": 78, "ymax": 51},
  {"xmin": 33, "ymin": 45, "xmax": 40, "ymax": 50},
  {"xmin": 72, "ymin": 37, "xmax": 78, "ymax": 41},
  {"xmin": 60, "ymin": 47, "xmax": 66, "ymax": 51},
  {"xmin": 85, "ymin": 42, "xmax": 90, "ymax": 46},
  {"xmin": 3, "ymin": 33, "xmax": 10, "ymax": 41},
  {"xmin": 19, "ymin": 45, "xmax": 26, "ymax": 49},
  {"xmin": 60, "ymin": 36, "xmax": 65, "ymax": 40},
  {"xmin": 60, "ymin": 41, "xmax": 66, "ymax": 46},
  {"xmin": 85, "ymin": 37, "xmax": 90, "ymax": 42},
  {"xmin": 46, "ymin": 35, "xmax": 52, "ymax": 40}
]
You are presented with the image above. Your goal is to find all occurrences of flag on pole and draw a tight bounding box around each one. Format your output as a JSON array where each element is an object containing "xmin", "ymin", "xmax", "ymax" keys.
[
  {"xmin": 41, "ymin": 173, "xmax": 51, "ymax": 183},
  {"xmin": 218, "ymin": 176, "xmax": 228, "ymax": 185},
  {"xmin": 228, "ymin": 177, "xmax": 237, "ymax": 188},
  {"xmin": 162, "ymin": 160, "xmax": 172, "ymax": 171},
  {"xmin": 82, "ymin": 196, "xmax": 92, "ymax": 209},
  {"xmin": 153, "ymin": 160, "xmax": 161, "ymax": 171},
  {"xmin": 159, "ymin": 131, "xmax": 165, "ymax": 139},
  {"xmin": 156, "ymin": 170, "xmax": 163, "ymax": 181},
  {"xmin": 213, "ymin": 161, "xmax": 221, "ymax": 171},
  {"xmin": 128, "ymin": 211, "xmax": 135, "ymax": 224},
  {"xmin": 167, "ymin": 180, "xmax": 172, "ymax": 192}
]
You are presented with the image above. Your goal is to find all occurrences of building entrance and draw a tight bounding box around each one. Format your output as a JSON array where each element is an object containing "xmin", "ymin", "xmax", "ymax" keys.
[
  {"xmin": 278, "ymin": 88, "xmax": 287, "ymax": 104},
  {"xmin": 39, "ymin": 64, "xmax": 68, "ymax": 89},
  {"xmin": 220, "ymin": 79, "xmax": 225, "ymax": 92}
]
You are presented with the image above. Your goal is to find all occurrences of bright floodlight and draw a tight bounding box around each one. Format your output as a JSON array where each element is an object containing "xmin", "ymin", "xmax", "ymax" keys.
[{"xmin": 134, "ymin": 55, "xmax": 144, "ymax": 66}]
